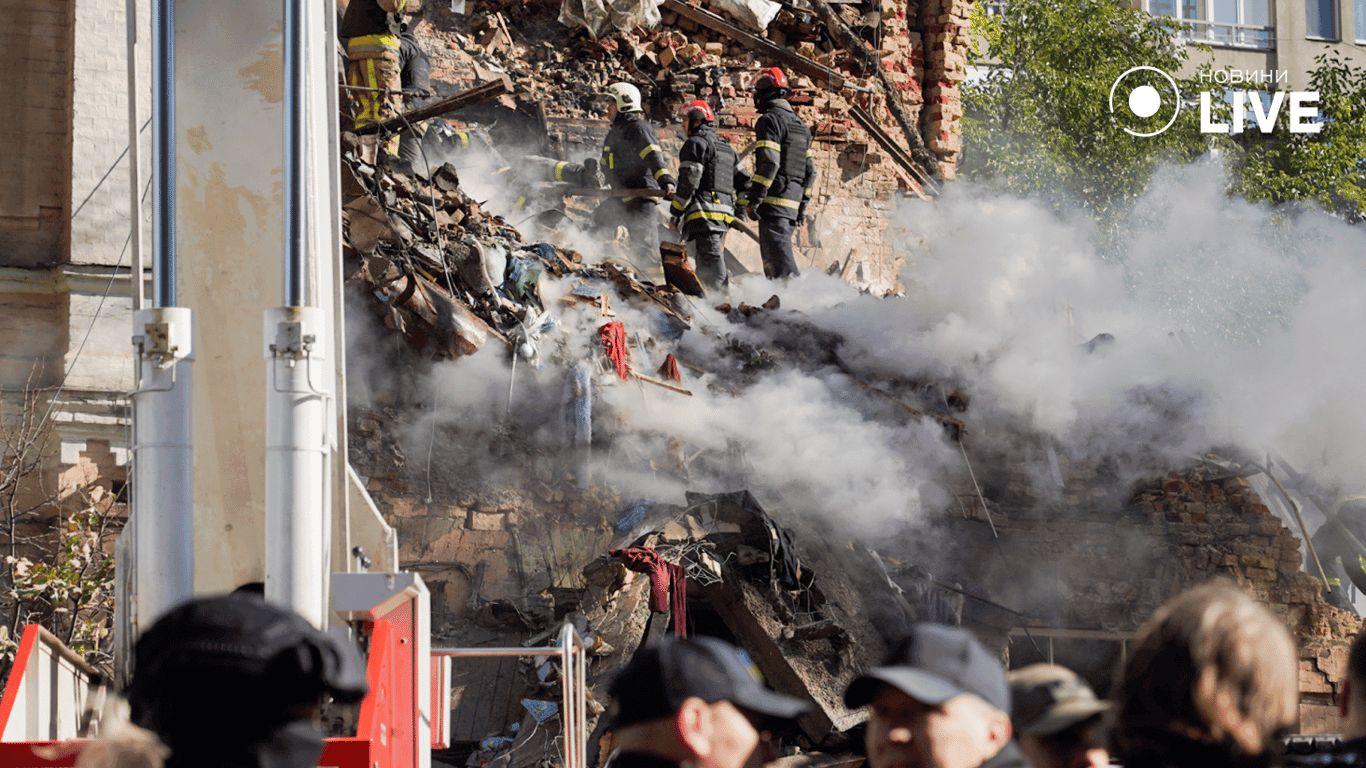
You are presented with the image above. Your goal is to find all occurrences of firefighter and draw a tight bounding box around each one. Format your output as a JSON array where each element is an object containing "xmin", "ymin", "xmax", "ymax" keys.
[
  {"xmin": 1311, "ymin": 496, "xmax": 1366, "ymax": 611},
  {"xmin": 392, "ymin": 21, "xmax": 434, "ymax": 175},
  {"xmin": 738, "ymin": 67, "xmax": 815, "ymax": 280},
  {"xmin": 510, "ymin": 156, "xmax": 602, "ymax": 214},
  {"xmin": 341, "ymin": 0, "xmax": 411, "ymax": 162},
  {"xmin": 595, "ymin": 82, "xmax": 676, "ymax": 280},
  {"xmin": 669, "ymin": 100, "xmax": 737, "ymax": 290}
]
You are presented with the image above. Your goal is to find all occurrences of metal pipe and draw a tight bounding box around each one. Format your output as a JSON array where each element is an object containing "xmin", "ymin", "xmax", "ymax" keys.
[
  {"xmin": 127, "ymin": 0, "xmax": 144, "ymax": 314},
  {"xmin": 264, "ymin": 308, "xmax": 328, "ymax": 626},
  {"xmin": 132, "ymin": 307, "xmax": 195, "ymax": 626},
  {"xmin": 430, "ymin": 647, "xmax": 565, "ymax": 657},
  {"xmin": 283, "ymin": 0, "xmax": 307, "ymax": 307},
  {"xmin": 151, "ymin": 0, "xmax": 173, "ymax": 307}
]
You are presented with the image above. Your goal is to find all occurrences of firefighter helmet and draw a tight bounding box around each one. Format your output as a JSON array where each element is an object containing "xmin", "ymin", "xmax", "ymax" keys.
[
  {"xmin": 604, "ymin": 82, "xmax": 643, "ymax": 113},
  {"xmin": 679, "ymin": 99, "xmax": 715, "ymax": 123},
  {"xmin": 751, "ymin": 67, "xmax": 790, "ymax": 94}
]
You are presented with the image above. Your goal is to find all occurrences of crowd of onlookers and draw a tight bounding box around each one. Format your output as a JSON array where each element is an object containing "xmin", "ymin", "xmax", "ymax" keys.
[{"xmin": 65, "ymin": 579, "xmax": 1366, "ymax": 768}]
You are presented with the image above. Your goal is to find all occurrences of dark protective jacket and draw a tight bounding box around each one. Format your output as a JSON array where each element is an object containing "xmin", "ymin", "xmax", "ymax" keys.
[
  {"xmin": 745, "ymin": 98, "xmax": 815, "ymax": 221},
  {"xmin": 601, "ymin": 112, "xmax": 676, "ymax": 203},
  {"xmin": 341, "ymin": 0, "xmax": 408, "ymax": 54},
  {"xmin": 670, "ymin": 123, "xmax": 736, "ymax": 235}
]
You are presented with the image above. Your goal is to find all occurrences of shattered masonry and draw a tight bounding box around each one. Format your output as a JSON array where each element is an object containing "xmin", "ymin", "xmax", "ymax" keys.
[{"xmin": 417, "ymin": 0, "xmax": 976, "ymax": 294}]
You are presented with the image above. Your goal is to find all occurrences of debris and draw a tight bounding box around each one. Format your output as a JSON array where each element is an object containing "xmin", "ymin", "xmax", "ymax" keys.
[
  {"xmin": 660, "ymin": 242, "xmax": 706, "ymax": 297},
  {"xmin": 657, "ymin": 353, "xmax": 681, "ymax": 382},
  {"xmin": 708, "ymin": 0, "xmax": 783, "ymax": 32},
  {"xmin": 611, "ymin": 547, "xmax": 688, "ymax": 636},
  {"xmin": 559, "ymin": 0, "xmax": 663, "ymax": 39},
  {"xmin": 354, "ymin": 74, "xmax": 515, "ymax": 136},
  {"xmin": 599, "ymin": 322, "xmax": 631, "ymax": 381},
  {"xmin": 630, "ymin": 369, "xmax": 693, "ymax": 396},
  {"xmin": 661, "ymin": 0, "xmax": 852, "ymax": 91},
  {"xmin": 520, "ymin": 699, "xmax": 559, "ymax": 723}
]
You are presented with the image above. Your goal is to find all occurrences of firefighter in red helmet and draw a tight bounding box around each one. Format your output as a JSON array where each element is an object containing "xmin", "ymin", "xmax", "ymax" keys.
[
  {"xmin": 738, "ymin": 67, "xmax": 815, "ymax": 279},
  {"xmin": 669, "ymin": 100, "xmax": 738, "ymax": 290}
]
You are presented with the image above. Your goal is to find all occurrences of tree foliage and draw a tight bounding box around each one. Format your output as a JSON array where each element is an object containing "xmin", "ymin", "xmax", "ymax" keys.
[
  {"xmin": 1229, "ymin": 51, "xmax": 1366, "ymax": 223},
  {"xmin": 0, "ymin": 382, "xmax": 118, "ymax": 684},
  {"xmin": 961, "ymin": 0, "xmax": 1221, "ymax": 221}
]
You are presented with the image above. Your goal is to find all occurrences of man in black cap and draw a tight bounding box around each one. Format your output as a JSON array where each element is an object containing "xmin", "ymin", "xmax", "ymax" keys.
[
  {"xmin": 126, "ymin": 593, "xmax": 368, "ymax": 768},
  {"xmin": 603, "ymin": 636, "xmax": 811, "ymax": 768},
  {"xmin": 1007, "ymin": 664, "xmax": 1110, "ymax": 768},
  {"xmin": 844, "ymin": 623, "xmax": 1028, "ymax": 768}
]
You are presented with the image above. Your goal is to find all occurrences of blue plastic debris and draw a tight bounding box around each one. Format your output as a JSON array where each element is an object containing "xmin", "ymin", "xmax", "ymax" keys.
[
  {"xmin": 505, "ymin": 255, "xmax": 543, "ymax": 303},
  {"xmin": 521, "ymin": 699, "xmax": 559, "ymax": 723},
  {"xmin": 572, "ymin": 284, "xmax": 603, "ymax": 300},
  {"xmin": 615, "ymin": 499, "xmax": 656, "ymax": 534},
  {"xmin": 530, "ymin": 243, "xmax": 557, "ymax": 264},
  {"xmin": 480, "ymin": 736, "xmax": 515, "ymax": 751},
  {"xmin": 651, "ymin": 310, "xmax": 687, "ymax": 341}
]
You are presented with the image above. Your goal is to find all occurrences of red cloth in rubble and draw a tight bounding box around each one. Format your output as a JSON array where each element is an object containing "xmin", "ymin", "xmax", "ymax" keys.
[
  {"xmin": 610, "ymin": 547, "xmax": 687, "ymax": 636},
  {"xmin": 658, "ymin": 353, "xmax": 681, "ymax": 382},
  {"xmin": 600, "ymin": 322, "xmax": 630, "ymax": 381}
]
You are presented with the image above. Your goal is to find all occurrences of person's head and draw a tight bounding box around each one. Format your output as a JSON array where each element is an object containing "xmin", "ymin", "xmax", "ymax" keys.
[
  {"xmin": 127, "ymin": 594, "xmax": 367, "ymax": 768},
  {"xmin": 1007, "ymin": 664, "xmax": 1110, "ymax": 768},
  {"xmin": 603, "ymin": 82, "xmax": 643, "ymax": 121},
  {"xmin": 750, "ymin": 67, "xmax": 790, "ymax": 109},
  {"xmin": 679, "ymin": 99, "xmax": 715, "ymax": 136},
  {"xmin": 845, "ymin": 623, "xmax": 1014, "ymax": 768},
  {"xmin": 1339, "ymin": 626, "xmax": 1366, "ymax": 739},
  {"xmin": 1112, "ymin": 582, "xmax": 1297, "ymax": 762},
  {"xmin": 604, "ymin": 636, "xmax": 810, "ymax": 768}
]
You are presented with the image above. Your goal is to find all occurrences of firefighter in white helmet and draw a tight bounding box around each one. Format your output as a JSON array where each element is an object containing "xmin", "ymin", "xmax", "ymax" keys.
[{"xmin": 593, "ymin": 82, "xmax": 676, "ymax": 280}]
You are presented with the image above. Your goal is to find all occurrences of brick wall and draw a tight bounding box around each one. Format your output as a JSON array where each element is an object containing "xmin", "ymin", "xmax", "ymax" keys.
[
  {"xmin": 0, "ymin": 1, "xmax": 75, "ymax": 268},
  {"xmin": 70, "ymin": 0, "xmax": 151, "ymax": 269}
]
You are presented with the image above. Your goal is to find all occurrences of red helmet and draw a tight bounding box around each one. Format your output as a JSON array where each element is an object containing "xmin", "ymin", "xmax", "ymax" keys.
[
  {"xmin": 679, "ymin": 99, "xmax": 715, "ymax": 123},
  {"xmin": 751, "ymin": 67, "xmax": 789, "ymax": 92}
]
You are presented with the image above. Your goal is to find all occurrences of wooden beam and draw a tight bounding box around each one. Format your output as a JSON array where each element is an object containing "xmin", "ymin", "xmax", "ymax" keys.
[
  {"xmin": 661, "ymin": 0, "xmax": 853, "ymax": 91},
  {"xmin": 849, "ymin": 105, "xmax": 938, "ymax": 194},
  {"xmin": 354, "ymin": 74, "xmax": 515, "ymax": 135}
]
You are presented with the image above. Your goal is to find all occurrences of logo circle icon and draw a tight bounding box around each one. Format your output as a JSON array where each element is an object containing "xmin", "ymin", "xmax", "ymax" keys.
[{"xmin": 1108, "ymin": 66, "xmax": 1182, "ymax": 137}]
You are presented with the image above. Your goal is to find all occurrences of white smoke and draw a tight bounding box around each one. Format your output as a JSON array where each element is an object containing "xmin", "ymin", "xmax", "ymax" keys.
[{"xmin": 369, "ymin": 157, "xmax": 1366, "ymax": 543}]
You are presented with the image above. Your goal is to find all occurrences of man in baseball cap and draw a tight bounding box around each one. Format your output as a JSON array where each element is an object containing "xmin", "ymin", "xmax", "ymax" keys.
[
  {"xmin": 603, "ymin": 636, "xmax": 811, "ymax": 768},
  {"xmin": 845, "ymin": 623, "xmax": 1028, "ymax": 768},
  {"xmin": 1008, "ymin": 664, "xmax": 1110, "ymax": 768},
  {"xmin": 127, "ymin": 593, "xmax": 368, "ymax": 768}
]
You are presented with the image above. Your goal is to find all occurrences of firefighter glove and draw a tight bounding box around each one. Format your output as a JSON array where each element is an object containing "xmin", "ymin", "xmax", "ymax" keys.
[{"xmin": 796, "ymin": 200, "xmax": 808, "ymax": 226}]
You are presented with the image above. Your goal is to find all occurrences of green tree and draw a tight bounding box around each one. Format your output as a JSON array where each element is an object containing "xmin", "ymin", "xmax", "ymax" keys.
[
  {"xmin": 961, "ymin": 0, "xmax": 1222, "ymax": 224},
  {"xmin": 1229, "ymin": 52, "xmax": 1366, "ymax": 223}
]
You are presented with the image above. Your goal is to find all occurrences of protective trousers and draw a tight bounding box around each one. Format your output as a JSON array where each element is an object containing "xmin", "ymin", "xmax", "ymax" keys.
[
  {"xmin": 757, "ymin": 215, "xmax": 799, "ymax": 279},
  {"xmin": 594, "ymin": 198, "xmax": 664, "ymax": 281},
  {"xmin": 686, "ymin": 231, "xmax": 727, "ymax": 289}
]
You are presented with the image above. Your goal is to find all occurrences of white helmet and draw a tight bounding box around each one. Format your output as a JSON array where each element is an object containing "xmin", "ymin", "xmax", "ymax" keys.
[{"xmin": 604, "ymin": 82, "xmax": 643, "ymax": 113}]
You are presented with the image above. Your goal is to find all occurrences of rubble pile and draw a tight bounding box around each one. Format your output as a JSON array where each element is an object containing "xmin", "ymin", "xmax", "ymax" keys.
[{"xmin": 396, "ymin": 0, "xmax": 978, "ymax": 293}]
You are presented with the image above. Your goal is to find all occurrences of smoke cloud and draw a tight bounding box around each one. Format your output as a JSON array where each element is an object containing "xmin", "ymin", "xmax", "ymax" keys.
[{"xmin": 354, "ymin": 156, "xmax": 1366, "ymax": 546}]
